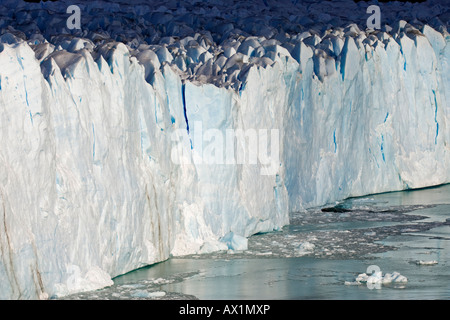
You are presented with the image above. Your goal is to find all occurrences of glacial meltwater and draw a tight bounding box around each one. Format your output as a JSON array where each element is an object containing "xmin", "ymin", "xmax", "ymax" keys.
[{"xmin": 63, "ymin": 184, "xmax": 450, "ymax": 300}]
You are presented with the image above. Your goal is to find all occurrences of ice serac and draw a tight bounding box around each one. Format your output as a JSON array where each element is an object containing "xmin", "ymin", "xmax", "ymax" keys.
[{"xmin": 0, "ymin": 0, "xmax": 449, "ymax": 300}]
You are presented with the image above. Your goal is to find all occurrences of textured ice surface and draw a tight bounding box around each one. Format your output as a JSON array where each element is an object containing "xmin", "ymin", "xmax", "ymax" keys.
[{"xmin": 0, "ymin": 0, "xmax": 450, "ymax": 298}]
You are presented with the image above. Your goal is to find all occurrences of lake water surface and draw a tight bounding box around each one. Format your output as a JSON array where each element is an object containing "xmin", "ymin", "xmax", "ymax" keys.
[{"xmin": 65, "ymin": 184, "xmax": 450, "ymax": 300}]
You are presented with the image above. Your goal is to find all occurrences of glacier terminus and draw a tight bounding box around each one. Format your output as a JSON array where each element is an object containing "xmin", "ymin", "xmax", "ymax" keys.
[{"xmin": 0, "ymin": 0, "xmax": 449, "ymax": 299}]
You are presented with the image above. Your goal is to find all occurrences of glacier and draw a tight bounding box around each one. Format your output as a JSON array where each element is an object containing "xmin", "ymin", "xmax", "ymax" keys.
[{"xmin": 0, "ymin": 0, "xmax": 449, "ymax": 299}]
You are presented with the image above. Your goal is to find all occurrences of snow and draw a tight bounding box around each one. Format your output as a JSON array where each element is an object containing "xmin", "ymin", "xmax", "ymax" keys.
[{"xmin": 0, "ymin": 0, "xmax": 449, "ymax": 299}]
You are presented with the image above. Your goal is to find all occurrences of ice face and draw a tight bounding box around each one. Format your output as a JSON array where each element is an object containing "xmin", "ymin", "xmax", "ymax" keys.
[{"xmin": 0, "ymin": 0, "xmax": 449, "ymax": 299}]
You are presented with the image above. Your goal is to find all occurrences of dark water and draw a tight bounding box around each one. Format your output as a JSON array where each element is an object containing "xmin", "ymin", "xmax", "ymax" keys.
[{"xmin": 65, "ymin": 184, "xmax": 450, "ymax": 300}]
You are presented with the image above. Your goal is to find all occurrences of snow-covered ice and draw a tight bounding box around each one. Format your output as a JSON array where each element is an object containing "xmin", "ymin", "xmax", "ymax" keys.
[{"xmin": 0, "ymin": 0, "xmax": 449, "ymax": 299}]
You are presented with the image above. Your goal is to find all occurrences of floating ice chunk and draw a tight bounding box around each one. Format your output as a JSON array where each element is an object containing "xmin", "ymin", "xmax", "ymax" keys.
[
  {"xmin": 120, "ymin": 283, "xmax": 145, "ymax": 289},
  {"xmin": 367, "ymin": 271, "xmax": 383, "ymax": 285},
  {"xmin": 416, "ymin": 260, "xmax": 438, "ymax": 266},
  {"xmin": 220, "ymin": 232, "xmax": 248, "ymax": 251},
  {"xmin": 256, "ymin": 252, "xmax": 273, "ymax": 256},
  {"xmin": 344, "ymin": 281, "xmax": 360, "ymax": 286},
  {"xmin": 294, "ymin": 241, "xmax": 315, "ymax": 256},
  {"xmin": 148, "ymin": 291, "xmax": 166, "ymax": 298},
  {"xmin": 350, "ymin": 271, "xmax": 407, "ymax": 286},
  {"xmin": 384, "ymin": 272, "xmax": 408, "ymax": 283},
  {"xmin": 198, "ymin": 239, "xmax": 228, "ymax": 254},
  {"xmin": 355, "ymin": 273, "xmax": 369, "ymax": 283}
]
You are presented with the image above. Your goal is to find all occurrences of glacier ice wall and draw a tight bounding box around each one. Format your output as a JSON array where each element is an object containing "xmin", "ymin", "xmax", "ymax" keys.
[
  {"xmin": 0, "ymin": 0, "xmax": 449, "ymax": 299},
  {"xmin": 0, "ymin": 40, "xmax": 290, "ymax": 299},
  {"xmin": 285, "ymin": 29, "xmax": 450, "ymax": 211}
]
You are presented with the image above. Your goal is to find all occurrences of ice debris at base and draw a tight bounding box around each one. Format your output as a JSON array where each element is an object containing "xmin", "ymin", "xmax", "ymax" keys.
[
  {"xmin": 52, "ymin": 265, "xmax": 114, "ymax": 298},
  {"xmin": 220, "ymin": 232, "xmax": 249, "ymax": 251},
  {"xmin": 178, "ymin": 203, "xmax": 449, "ymax": 261},
  {"xmin": 0, "ymin": 0, "xmax": 449, "ymax": 299},
  {"xmin": 61, "ymin": 271, "xmax": 200, "ymax": 300},
  {"xmin": 345, "ymin": 271, "xmax": 408, "ymax": 286}
]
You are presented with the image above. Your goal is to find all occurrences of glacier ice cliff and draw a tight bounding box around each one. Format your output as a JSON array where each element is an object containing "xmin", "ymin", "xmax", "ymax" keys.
[{"xmin": 0, "ymin": 0, "xmax": 449, "ymax": 299}]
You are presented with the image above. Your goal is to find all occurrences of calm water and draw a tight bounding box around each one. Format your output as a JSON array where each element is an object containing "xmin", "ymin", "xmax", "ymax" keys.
[{"xmin": 65, "ymin": 184, "xmax": 450, "ymax": 300}]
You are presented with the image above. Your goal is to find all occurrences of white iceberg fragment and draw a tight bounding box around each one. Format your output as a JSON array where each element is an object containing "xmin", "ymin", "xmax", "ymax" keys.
[
  {"xmin": 416, "ymin": 260, "xmax": 438, "ymax": 266},
  {"xmin": 348, "ymin": 271, "xmax": 408, "ymax": 286},
  {"xmin": 198, "ymin": 240, "xmax": 229, "ymax": 254}
]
